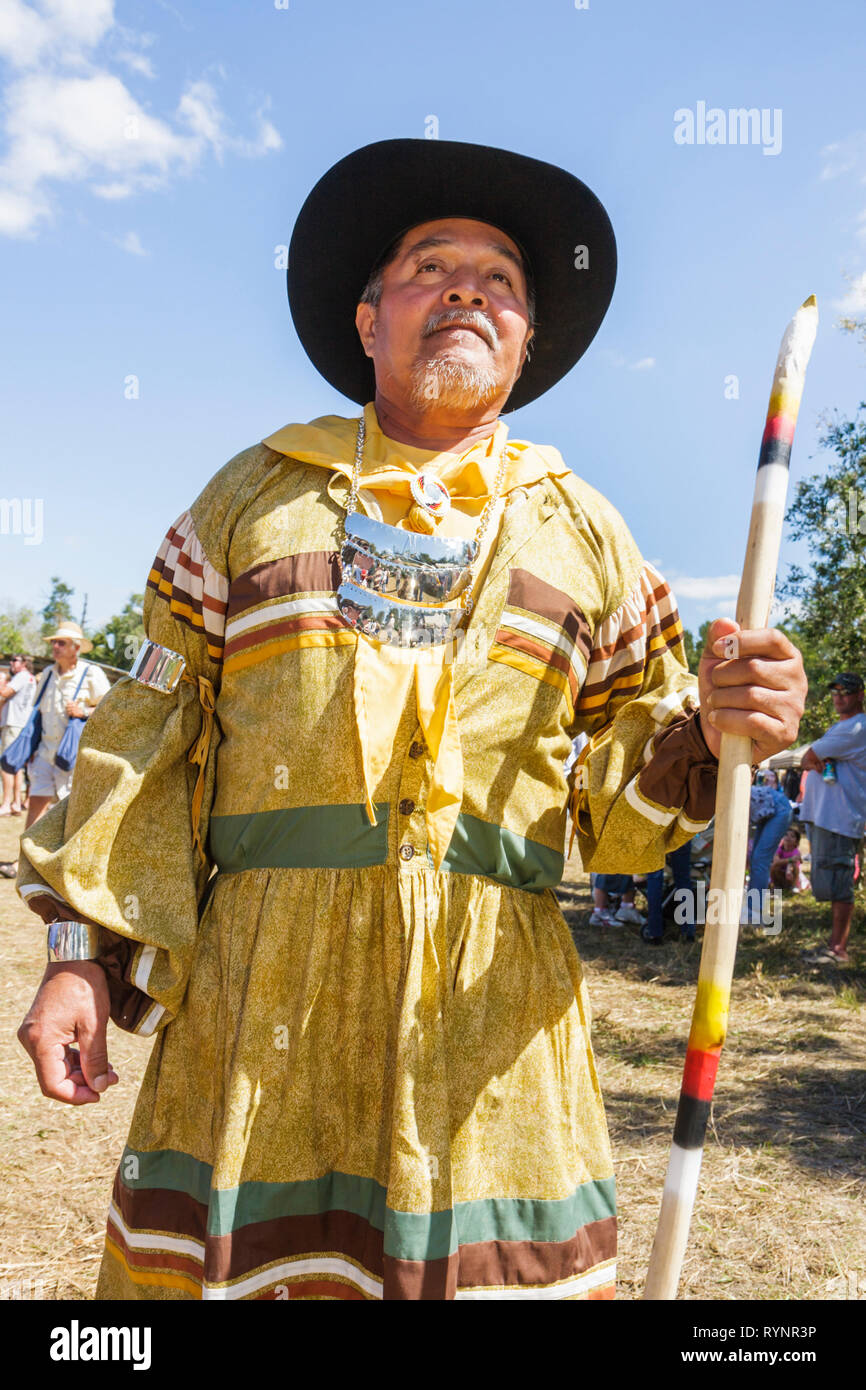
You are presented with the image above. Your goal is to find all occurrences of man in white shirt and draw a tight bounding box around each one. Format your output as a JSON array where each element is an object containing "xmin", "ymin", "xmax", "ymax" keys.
[
  {"xmin": 0, "ymin": 623, "xmax": 110, "ymax": 878},
  {"xmin": 800, "ymin": 672, "xmax": 866, "ymax": 963},
  {"xmin": 0, "ymin": 654, "xmax": 36, "ymax": 814}
]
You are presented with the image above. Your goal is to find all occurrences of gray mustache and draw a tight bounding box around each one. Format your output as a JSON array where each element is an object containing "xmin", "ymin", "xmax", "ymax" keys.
[{"xmin": 421, "ymin": 309, "xmax": 499, "ymax": 350}]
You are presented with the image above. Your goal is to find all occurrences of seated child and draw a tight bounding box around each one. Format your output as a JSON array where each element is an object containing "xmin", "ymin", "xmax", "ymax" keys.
[{"xmin": 770, "ymin": 827, "xmax": 808, "ymax": 893}]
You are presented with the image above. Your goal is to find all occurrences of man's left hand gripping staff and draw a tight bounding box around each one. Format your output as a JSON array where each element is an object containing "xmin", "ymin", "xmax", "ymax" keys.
[{"xmin": 698, "ymin": 617, "xmax": 807, "ymax": 763}]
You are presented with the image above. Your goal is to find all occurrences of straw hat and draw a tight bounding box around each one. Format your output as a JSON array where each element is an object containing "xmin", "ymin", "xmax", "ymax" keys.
[{"xmin": 44, "ymin": 621, "xmax": 93, "ymax": 654}]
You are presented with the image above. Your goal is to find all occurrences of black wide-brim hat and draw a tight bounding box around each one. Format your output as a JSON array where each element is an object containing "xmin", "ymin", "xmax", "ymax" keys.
[{"xmin": 287, "ymin": 138, "xmax": 616, "ymax": 413}]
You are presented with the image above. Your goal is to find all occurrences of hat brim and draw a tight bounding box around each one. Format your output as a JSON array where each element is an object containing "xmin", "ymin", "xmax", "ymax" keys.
[
  {"xmin": 45, "ymin": 631, "xmax": 93, "ymax": 653},
  {"xmin": 287, "ymin": 139, "xmax": 616, "ymax": 413}
]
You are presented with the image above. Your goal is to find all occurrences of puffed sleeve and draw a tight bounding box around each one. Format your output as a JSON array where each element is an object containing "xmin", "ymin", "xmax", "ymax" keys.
[
  {"xmin": 570, "ymin": 560, "xmax": 719, "ymax": 873},
  {"xmin": 17, "ymin": 507, "xmax": 228, "ymax": 1035}
]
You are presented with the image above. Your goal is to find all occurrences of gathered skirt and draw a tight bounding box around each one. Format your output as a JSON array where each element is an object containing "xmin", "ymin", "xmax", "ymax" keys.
[{"xmin": 97, "ymin": 864, "xmax": 616, "ymax": 1300}]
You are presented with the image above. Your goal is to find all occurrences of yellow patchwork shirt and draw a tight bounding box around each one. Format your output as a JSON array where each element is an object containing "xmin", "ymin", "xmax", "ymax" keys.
[
  {"xmin": 18, "ymin": 409, "xmax": 716, "ymax": 1034},
  {"xmin": 15, "ymin": 409, "xmax": 719, "ymax": 1303}
]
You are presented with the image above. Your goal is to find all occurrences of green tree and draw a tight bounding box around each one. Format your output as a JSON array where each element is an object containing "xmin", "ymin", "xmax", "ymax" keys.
[
  {"xmin": 41, "ymin": 577, "xmax": 75, "ymax": 636},
  {"xmin": 0, "ymin": 603, "xmax": 41, "ymax": 654},
  {"xmin": 88, "ymin": 594, "xmax": 145, "ymax": 671},
  {"xmin": 778, "ymin": 404, "xmax": 866, "ymax": 742},
  {"xmin": 682, "ymin": 628, "xmax": 700, "ymax": 674}
]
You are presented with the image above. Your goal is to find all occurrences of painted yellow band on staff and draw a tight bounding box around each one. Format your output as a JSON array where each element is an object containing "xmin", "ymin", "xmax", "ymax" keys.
[
  {"xmin": 765, "ymin": 389, "xmax": 802, "ymax": 421},
  {"xmin": 688, "ymin": 978, "xmax": 729, "ymax": 1052}
]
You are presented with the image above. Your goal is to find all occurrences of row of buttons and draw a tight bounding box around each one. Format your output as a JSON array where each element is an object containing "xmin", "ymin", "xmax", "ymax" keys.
[{"xmin": 400, "ymin": 740, "xmax": 425, "ymax": 860}]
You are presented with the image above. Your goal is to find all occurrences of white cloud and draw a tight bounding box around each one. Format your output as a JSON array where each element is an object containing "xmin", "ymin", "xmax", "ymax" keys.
[
  {"xmin": 115, "ymin": 49, "xmax": 155, "ymax": 79},
  {"xmin": 667, "ymin": 573, "xmax": 741, "ymax": 600},
  {"xmin": 819, "ymin": 131, "xmax": 866, "ymax": 182},
  {"xmin": 0, "ymin": 0, "xmax": 282, "ymax": 237},
  {"xmin": 834, "ymin": 271, "xmax": 866, "ymax": 317},
  {"xmin": 117, "ymin": 229, "xmax": 146, "ymax": 256},
  {"xmin": 0, "ymin": 0, "xmax": 114, "ymax": 69},
  {"xmin": 599, "ymin": 348, "xmax": 656, "ymax": 371}
]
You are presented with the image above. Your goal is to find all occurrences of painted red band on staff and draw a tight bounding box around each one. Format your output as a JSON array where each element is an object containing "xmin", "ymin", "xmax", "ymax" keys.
[
  {"xmin": 682, "ymin": 1046, "xmax": 721, "ymax": 1101},
  {"xmin": 761, "ymin": 414, "xmax": 796, "ymax": 446}
]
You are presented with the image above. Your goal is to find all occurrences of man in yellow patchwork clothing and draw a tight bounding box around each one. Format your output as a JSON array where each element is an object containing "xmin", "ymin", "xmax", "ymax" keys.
[{"xmin": 16, "ymin": 140, "xmax": 806, "ymax": 1300}]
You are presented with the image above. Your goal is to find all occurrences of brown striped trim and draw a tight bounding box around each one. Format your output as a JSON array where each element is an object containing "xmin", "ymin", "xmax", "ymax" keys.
[
  {"xmin": 580, "ymin": 628, "xmax": 684, "ymax": 706},
  {"xmin": 146, "ymin": 511, "xmax": 228, "ymax": 659},
  {"xmin": 257, "ymin": 1279, "xmax": 370, "ymax": 1300},
  {"xmin": 227, "ymin": 553, "xmax": 341, "ymax": 620},
  {"xmin": 506, "ymin": 569, "xmax": 592, "ymax": 664},
  {"xmin": 588, "ymin": 608, "xmax": 682, "ymax": 670},
  {"xmin": 224, "ymin": 612, "xmax": 344, "ymax": 661},
  {"xmin": 106, "ymin": 1216, "xmax": 204, "ymax": 1283},
  {"xmin": 457, "ymin": 1215, "xmax": 616, "ymax": 1289},
  {"xmin": 637, "ymin": 709, "xmax": 718, "ymax": 821},
  {"xmin": 113, "ymin": 1180, "xmax": 208, "ymax": 1245},
  {"xmin": 112, "ymin": 1181, "xmax": 614, "ymax": 1298},
  {"xmin": 384, "ymin": 1253, "xmax": 456, "ymax": 1300},
  {"xmin": 144, "ymin": 583, "xmax": 225, "ymax": 655},
  {"xmin": 113, "ymin": 1181, "xmax": 385, "ymax": 1285},
  {"xmin": 493, "ymin": 629, "xmax": 580, "ymax": 703},
  {"xmin": 207, "ymin": 1211, "xmax": 386, "ymax": 1285}
]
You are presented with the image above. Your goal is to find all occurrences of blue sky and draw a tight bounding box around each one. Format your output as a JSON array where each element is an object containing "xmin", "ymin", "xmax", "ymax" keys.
[{"xmin": 2, "ymin": 0, "xmax": 865, "ymax": 641}]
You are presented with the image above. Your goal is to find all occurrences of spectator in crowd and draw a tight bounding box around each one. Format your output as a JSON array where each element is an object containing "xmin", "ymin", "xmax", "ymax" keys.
[
  {"xmin": 800, "ymin": 672, "xmax": 866, "ymax": 963},
  {"xmin": 642, "ymin": 840, "xmax": 694, "ymax": 944},
  {"xmin": 746, "ymin": 768, "xmax": 792, "ymax": 919},
  {"xmin": 770, "ymin": 827, "xmax": 807, "ymax": 892},
  {"xmin": 0, "ymin": 624, "xmax": 109, "ymax": 877},
  {"xmin": 589, "ymin": 873, "xmax": 646, "ymax": 927},
  {"xmin": 0, "ymin": 655, "xmax": 36, "ymax": 816}
]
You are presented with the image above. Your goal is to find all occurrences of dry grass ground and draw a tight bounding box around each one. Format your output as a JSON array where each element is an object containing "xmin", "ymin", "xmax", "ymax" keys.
[{"xmin": 1, "ymin": 812, "xmax": 864, "ymax": 1301}]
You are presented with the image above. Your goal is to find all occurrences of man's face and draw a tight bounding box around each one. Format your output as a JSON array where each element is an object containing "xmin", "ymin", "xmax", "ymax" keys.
[
  {"xmin": 831, "ymin": 686, "xmax": 863, "ymax": 717},
  {"xmin": 51, "ymin": 638, "xmax": 78, "ymax": 664},
  {"xmin": 355, "ymin": 217, "xmax": 533, "ymax": 417}
]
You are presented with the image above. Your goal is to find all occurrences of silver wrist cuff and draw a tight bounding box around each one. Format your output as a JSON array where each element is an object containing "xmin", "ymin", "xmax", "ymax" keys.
[
  {"xmin": 129, "ymin": 639, "xmax": 186, "ymax": 693},
  {"xmin": 47, "ymin": 921, "xmax": 102, "ymax": 963}
]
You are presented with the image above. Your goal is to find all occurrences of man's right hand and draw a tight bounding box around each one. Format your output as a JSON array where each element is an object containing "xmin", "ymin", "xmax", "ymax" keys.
[
  {"xmin": 17, "ymin": 961, "xmax": 119, "ymax": 1104},
  {"xmin": 801, "ymin": 747, "xmax": 825, "ymax": 774}
]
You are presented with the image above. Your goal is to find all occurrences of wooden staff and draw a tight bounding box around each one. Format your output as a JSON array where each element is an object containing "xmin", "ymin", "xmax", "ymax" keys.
[{"xmin": 643, "ymin": 295, "xmax": 819, "ymax": 1301}]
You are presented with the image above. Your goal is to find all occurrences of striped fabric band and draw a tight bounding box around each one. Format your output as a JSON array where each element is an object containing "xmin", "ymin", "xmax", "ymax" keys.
[
  {"xmin": 105, "ymin": 1147, "xmax": 617, "ymax": 1301},
  {"xmin": 578, "ymin": 562, "xmax": 683, "ymax": 715},
  {"xmin": 147, "ymin": 510, "xmax": 229, "ymax": 662},
  {"xmin": 489, "ymin": 569, "xmax": 592, "ymax": 718},
  {"xmin": 223, "ymin": 552, "xmax": 349, "ymax": 674}
]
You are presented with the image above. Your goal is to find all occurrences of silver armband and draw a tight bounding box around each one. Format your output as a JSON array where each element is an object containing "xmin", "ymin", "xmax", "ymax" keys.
[
  {"xmin": 129, "ymin": 639, "xmax": 186, "ymax": 693},
  {"xmin": 47, "ymin": 921, "xmax": 102, "ymax": 962}
]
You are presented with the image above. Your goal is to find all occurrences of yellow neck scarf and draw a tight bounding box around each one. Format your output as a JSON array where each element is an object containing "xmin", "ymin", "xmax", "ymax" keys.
[{"xmin": 262, "ymin": 403, "xmax": 568, "ymax": 867}]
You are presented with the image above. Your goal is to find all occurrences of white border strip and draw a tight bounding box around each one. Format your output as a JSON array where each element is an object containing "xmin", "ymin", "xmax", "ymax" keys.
[
  {"xmin": 225, "ymin": 595, "xmax": 339, "ymax": 643},
  {"xmin": 202, "ymin": 1255, "xmax": 383, "ymax": 1301},
  {"xmin": 501, "ymin": 609, "xmax": 583, "ymax": 670},
  {"xmin": 135, "ymin": 1001, "xmax": 166, "ymax": 1037},
  {"xmin": 132, "ymin": 944, "xmax": 157, "ymax": 994},
  {"xmin": 18, "ymin": 880, "xmax": 67, "ymax": 902},
  {"xmin": 625, "ymin": 776, "xmax": 676, "ymax": 828},
  {"xmin": 455, "ymin": 1259, "xmax": 616, "ymax": 1301},
  {"xmin": 109, "ymin": 1202, "xmax": 205, "ymax": 1262}
]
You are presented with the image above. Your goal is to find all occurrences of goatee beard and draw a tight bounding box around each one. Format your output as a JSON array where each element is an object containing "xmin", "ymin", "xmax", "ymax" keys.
[{"xmin": 408, "ymin": 356, "xmax": 502, "ymax": 413}]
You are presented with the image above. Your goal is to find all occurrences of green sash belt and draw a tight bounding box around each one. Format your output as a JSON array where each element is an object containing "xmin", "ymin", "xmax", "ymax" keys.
[{"xmin": 210, "ymin": 805, "xmax": 563, "ymax": 891}]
